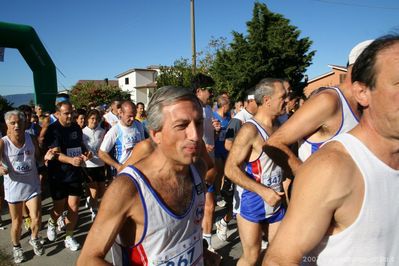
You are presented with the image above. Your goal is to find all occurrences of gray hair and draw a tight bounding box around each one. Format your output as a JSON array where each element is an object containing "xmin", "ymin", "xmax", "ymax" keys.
[
  {"xmin": 254, "ymin": 78, "xmax": 283, "ymax": 106},
  {"xmin": 4, "ymin": 110, "xmax": 26, "ymax": 124},
  {"xmin": 147, "ymin": 86, "xmax": 202, "ymax": 131}
]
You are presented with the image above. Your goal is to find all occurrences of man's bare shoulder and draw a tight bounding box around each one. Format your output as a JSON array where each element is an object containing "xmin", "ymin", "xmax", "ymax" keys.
[{"xmin": 296, "ymin": 140, "xmax": 358, "ymax": 193}]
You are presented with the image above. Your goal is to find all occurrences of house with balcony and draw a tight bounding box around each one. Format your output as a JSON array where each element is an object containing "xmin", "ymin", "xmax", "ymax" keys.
[
  {"xmin": 115, "ymin": 66, "xmax": 160, "ymax": 106},
  {"xmin": 303, "ymin": 65, "xmax": 347, "ymax": 97}
]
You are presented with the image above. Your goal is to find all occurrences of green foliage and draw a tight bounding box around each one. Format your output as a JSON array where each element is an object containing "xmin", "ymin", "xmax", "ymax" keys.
[
  {"xmin": 210, "ymin": 2, "xmax": 315, "ymax": 101},
  {"xmin": 0, "ymin": 95, "xmax": 13, "ymax": 112},
  {"xmin": 156, "ymin": 58, "xmax": 194, "ymax": 89},
  {"xmin": 70, "ymin": 81, "xmax": 130, "ymax": 109}
]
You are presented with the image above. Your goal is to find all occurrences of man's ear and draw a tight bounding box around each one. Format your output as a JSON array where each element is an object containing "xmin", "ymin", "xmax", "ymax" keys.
[
  {"xmin": 352, "ymin": 81, "xmax": 370, "ymax": 108},
  {"xmin": 150, "ymin": 129, "xmax": 162, "ymax": 145}
]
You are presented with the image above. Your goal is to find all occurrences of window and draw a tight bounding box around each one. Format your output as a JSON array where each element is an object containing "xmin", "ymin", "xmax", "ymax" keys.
[{"xmin": 125, "ymin": 77, "xmax": 129, "ymax": 85}]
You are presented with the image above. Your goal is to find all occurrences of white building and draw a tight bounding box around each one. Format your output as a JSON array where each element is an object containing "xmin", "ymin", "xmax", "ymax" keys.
[{"xmin": 115, "ymin": 66, "xmax": 159, "ymax": 106}]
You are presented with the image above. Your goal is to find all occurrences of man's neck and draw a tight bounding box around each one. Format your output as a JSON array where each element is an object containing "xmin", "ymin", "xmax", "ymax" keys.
[{"xmin": 8, "ymin": 133, "xmax": 25, "ymax": 147}]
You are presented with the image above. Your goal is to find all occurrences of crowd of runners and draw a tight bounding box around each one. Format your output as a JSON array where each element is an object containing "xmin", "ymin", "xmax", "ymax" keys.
[{"xmin": 1, "ymin": 34, "xmax": 399, "ymax": 265}]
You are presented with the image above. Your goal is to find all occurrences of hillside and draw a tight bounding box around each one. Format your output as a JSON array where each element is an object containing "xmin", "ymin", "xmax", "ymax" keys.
[{"xmin": 3, "ymin": 93, "xmax": 34, "ymax": 107}]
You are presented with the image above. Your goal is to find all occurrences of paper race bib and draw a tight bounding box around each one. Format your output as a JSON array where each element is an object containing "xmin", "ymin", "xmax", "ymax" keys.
[
  {"xmin": 13, "ymin": 160, "xmax": 32, "ymax": 173},
  {"xmin": 151, "ymin": 231, "xmax": 203, "ymax": 266},
  {"xmin": 262, "ymin": 168, "xmax": 283, "ymax": 192},
  {"xmin": 67, "ymin": 147, "xmax": 82, "ymax": 157}
]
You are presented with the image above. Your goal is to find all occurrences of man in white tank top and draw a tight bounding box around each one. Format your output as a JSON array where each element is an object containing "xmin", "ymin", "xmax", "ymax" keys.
[
  {"xmin": 0, "ymin": 110, "xmax": 48, "ymax": 263},
  {"xmin": 264, "ymin": 36, "xmax": 399, "ymax": 265},
  {"xmin": 263, "ymin": 40, "xmax": 373, "ymax": 181},
  {"xmin": 78, "ymin": 86, "xmax": 221, "ymax": 266}
]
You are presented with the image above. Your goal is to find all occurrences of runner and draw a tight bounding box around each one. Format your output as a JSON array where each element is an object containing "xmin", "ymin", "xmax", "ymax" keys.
[
  {"xmin": 44, "ymin": 101, "xmax": 91, "ymax": 251},
  {"xmin": 0, "ymin": 110, "xmax": 45, "ymax": 263},
  {"xmin": 99, "ymin": 100, "xmax": 144, "ymax": 175},
  {"xmin": 225, "ymin": 78, "xmax": 288, "ymax": 266},
  {"xmin": 264, "ymin": 35, "xmax": 399, "ymax": 266},
  {"xmin": 78, "ymin": 86, "xmax": 220, "ymax": 265}
]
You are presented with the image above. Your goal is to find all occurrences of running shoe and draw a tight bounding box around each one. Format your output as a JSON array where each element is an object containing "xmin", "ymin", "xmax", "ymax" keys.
[
  {"xmin": 13, "ymin": 246, "xmax": 25, "ymax": 264},
  {"xmin": 29, "ymin": 238, "xmax": 44, "ymax": 256},
  {"xmin": 261, "ymin": 240, "xmax": 268, "ymax": 250},
  {"xmin": 215, "ymin": 218, "xmax": 228, "ymax": 241},
  {"xmin": 64, "ymin": 236, "xmax": 80, "ymax": 251},
  {"xmin": 47, "ymin": 220, "xmax": 57, "ymax": 241},
  {"xmin": 91, "ymin": 208, "xmax": 98, "ymax": 222},
  {"xmin": 57, "ymin": 211, "xmax": 67, "ymax": 232}
]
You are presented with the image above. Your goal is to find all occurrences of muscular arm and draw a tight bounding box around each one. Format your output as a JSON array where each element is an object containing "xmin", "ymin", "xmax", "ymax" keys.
[
  {"xmin": 264, "ymin": 91, "xmax": 340, "ymax": 175},
  {"xmin": 77, "ymin": 175, "xmax": 139, "ymax": 266},
  {"xmin": 225, "ymin": 124, "xmax": 282, "ymax": 206},
  {"xmin": 263, "ymin": 142, "xmax": 357, "ymax": 265}
]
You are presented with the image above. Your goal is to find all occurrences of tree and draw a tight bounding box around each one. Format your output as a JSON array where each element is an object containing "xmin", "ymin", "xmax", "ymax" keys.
[
  {"xmin": 70, "ymin": 81, "xmax": 130, "ymax": 109},
  {"xmin": 0, "ymin": 95, "xmax": 13, "ymax": 112},
  {"xmin": 156, "ymin": 58, "xmax": 195, "ymax": 89},
  {"xmin": 210, "ymin": 2, "xmax": 315, "ymax": 101}
]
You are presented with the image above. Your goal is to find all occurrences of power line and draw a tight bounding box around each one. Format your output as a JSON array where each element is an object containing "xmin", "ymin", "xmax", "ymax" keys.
[{"xmin": 309, "ymin": 0, "xmax": 399, "ymax": 10}]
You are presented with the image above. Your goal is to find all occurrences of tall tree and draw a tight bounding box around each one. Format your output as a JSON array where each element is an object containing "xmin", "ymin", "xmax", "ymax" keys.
[
  {"xmin": 211, "ymin": 2, "xmax": 315, "ymax": 101},
  {"xmin": 156, "ymin": 58, "xmax": 194, "ymax": 89}
]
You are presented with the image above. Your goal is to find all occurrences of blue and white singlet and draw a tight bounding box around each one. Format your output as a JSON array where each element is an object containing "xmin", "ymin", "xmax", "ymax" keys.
[
  {"xmin": 111, "ymin": 165, "xmax": 206, "ymax": 266},
  {"xmin": 234, "ymin": 119, "xmax": 283, "ymax": 223}
]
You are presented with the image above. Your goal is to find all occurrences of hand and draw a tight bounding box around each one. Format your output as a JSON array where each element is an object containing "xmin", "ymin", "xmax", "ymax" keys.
[
  {"xmin": 44, "ymin": 148, "xmax": 58, "ymax": 161},
  {"xmin": 212, "ymin": 118, "xmax": 221, "ymax": 132},
  {"xmin": 0, "ymin": 164, "xmax": 8, "ymax": 176},
  {"xmin": 205, "ymin": 144, "xmax": 214, "ymax": 153},
  {"xmin": 81, "ymin": 151, "xmax": 93, "ymax": 161},
  {"xmin": 71, "ymin": 156, "xmax": 84, "ymax": 167},
  {"xmin": 116, "ymin": 164, "xmax": 124, "ymax": 173},
  {"xmin": 262, "ymin": 187, "xmax": 285, "ymax": 207}
]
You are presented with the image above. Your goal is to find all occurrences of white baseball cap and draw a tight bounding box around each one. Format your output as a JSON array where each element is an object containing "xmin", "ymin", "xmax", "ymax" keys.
[{"xmin": 348, "ymin": 40, "xmax": 374, "ymax": 65}]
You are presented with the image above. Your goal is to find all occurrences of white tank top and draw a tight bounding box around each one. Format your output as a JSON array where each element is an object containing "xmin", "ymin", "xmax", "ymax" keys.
[
  {"xmin": 304, "ymin": 133, "xmax": 399, "ymax": 265},
  {"xmin": 2, "ymin": 133, "xmax": 41, "ymax": 202},
  {"xmin": 298, "ymin": 87, "xmax": 359, "ymax": 161},
  {"xmin": 112, "ymin": 165, "xmax": 206, "ymax": 266}
]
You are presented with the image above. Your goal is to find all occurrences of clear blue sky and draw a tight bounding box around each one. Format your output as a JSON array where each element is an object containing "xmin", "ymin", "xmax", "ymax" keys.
[{"xmin": 1, "ymin": 0, "xmax": 398, "ymax": 96}]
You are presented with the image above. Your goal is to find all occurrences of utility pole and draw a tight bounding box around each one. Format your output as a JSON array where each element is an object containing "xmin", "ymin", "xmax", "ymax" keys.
[{"xmin": 190, "ymin": 0, "xmax": 196, "ymax": 74}]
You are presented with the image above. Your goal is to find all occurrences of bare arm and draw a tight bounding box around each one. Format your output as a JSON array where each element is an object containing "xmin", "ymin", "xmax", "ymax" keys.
[
  {"xmin": 263, "ymin": 143, "xmax": 356, "ymax": 265},
  {"xmin": 121, "ymin": 139, "xmax": 154, "ymax": 170},
  {"xmin": 225, "ymin": 124, "xmax": 283, "ymax": 206},
  {"xmin": 264, "ymin": 91, "xmax": 340, "ymax": 176},
  {"xmin": 99, "ymin": 149, "xmax": 122, "ymax": 171},
  {"xmin": 0, "ymin": 139, "xmax": 7, "ymax": 176},
  {"xmin": 77, "ymin": 175, "xmax": 139, "ymax": 266}
]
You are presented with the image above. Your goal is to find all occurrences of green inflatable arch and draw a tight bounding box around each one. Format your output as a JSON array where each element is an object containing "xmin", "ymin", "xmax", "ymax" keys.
[{"xmin": 0, "ymin": 21, "xmax": 57, "ymax": 111}]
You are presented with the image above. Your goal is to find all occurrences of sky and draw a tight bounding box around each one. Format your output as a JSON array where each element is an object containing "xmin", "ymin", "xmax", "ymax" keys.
[{"xmin": 1, "ymin": 0, "xmax": 398, "ymax": 96}]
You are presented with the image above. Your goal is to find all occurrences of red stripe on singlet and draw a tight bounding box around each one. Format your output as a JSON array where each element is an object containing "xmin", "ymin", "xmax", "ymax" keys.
[{"xmin": 131, "ymin": 244, "xmax": 148, "ymax": 266}]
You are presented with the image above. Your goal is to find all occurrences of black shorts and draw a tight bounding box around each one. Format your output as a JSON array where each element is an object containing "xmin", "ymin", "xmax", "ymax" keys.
[
  {"xmin": 82, "ymin": 167, "xmax": 106, "ymax": 183},
  {"xmin": 49, "ymin": 180, "xmax": 83, "ymax": 201}
]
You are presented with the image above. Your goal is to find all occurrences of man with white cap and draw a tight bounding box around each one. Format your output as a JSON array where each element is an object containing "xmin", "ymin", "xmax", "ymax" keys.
[{"xmin": 263, "ymin": 40, "xmax": 373, "ymax": 179}]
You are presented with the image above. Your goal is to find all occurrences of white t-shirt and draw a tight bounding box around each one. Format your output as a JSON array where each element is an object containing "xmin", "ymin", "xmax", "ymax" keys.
[
  {"xmin": 82, "ymin": 126, "xmax": 106, "ymax": 167},
  {"xmin": 100, "ymin": 120, "xmax": 145, "ymax": 164},
  {"xmin": 103, "ymin": 111, "xmax": 119, "ymax": 127}
]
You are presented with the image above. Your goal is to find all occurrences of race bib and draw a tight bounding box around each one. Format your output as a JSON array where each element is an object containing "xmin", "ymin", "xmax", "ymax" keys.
[
  {"xmin": 123, "ymin": 135, "xmax": 138, "ymax": 151},
  {"xmin": 67, "ymin": 147, "xmax": 82, "ymax": 157},
  {"xmin": 151, "ymin": 231, "xmax": 203, "ymax": 266},
  {"xmin": 262, "ymin": 168, "xmax": 283, "ymax": 192},
  {"xmin": 13, "ymin": 160, "xmax": 32, "ymax": 173}
]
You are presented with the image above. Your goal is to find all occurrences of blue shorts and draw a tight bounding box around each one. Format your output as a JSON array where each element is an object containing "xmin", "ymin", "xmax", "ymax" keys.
[{"xmin": 241, "ymin": 205, "xmax": 286, "ymax": 224}]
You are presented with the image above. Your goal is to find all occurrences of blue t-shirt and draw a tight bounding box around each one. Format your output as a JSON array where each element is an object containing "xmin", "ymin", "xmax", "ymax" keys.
[{"xmin": 213, "ymin": 111, "xmax": 231, "ymax": 159}]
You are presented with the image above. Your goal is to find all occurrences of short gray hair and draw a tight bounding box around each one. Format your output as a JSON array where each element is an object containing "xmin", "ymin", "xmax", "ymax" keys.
[
  {"xmin": 254, "ymin": 78, "xmax": 283, "ymax": 106},
  {"xmin": 147, "ymin": 86, "xmax": 202, "ymax": 131},
  {"xmin": 4, "ymin": 110, "xmax": 25, "ymax": 124}
]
